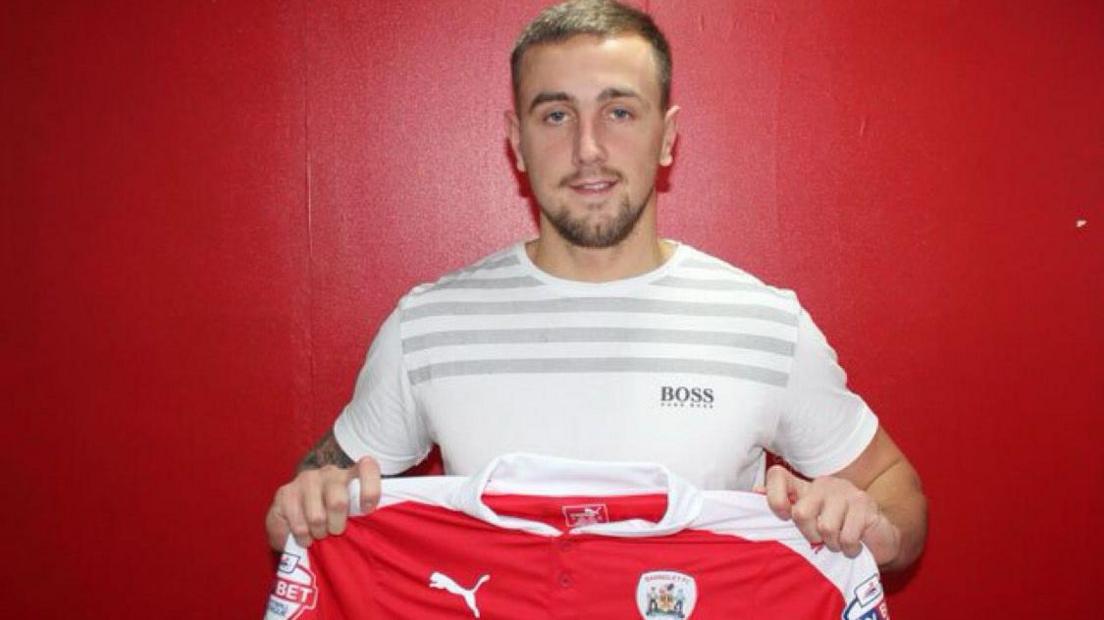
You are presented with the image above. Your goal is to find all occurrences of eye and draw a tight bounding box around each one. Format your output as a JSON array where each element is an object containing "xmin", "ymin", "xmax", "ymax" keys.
[
  {"xmin": 608, "ymin": 107, "xmax": 634, "ymax": 121},
  {"xmin": 543, "ymin": 109, "xmax": 570, "ymax": 125}
]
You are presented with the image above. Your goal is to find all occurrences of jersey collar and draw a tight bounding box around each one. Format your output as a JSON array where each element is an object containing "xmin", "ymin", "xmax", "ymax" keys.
[{"xmin": 449, "ymin": 453, "xmax": 704, "ymax": 538}]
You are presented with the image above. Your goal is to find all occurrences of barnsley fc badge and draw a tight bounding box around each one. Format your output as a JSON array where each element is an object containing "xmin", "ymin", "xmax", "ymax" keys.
[{"xmin": 636, "ymin": 570, "xmax": 697, "ymax": 619}]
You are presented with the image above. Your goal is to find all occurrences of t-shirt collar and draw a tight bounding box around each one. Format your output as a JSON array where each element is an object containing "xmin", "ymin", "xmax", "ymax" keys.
[{"xmin": 513, "ymin": 240, "xmax": 687, "ymax": 293}]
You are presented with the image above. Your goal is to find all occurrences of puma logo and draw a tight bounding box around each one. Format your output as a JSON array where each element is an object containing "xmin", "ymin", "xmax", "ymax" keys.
[
  {"xmin": 562, "ymin": 503, "xmax": 609, "ymax": 527},
  {"xmin": 429, "ymin": 571, "xmax": 490, "ymax": 618}
]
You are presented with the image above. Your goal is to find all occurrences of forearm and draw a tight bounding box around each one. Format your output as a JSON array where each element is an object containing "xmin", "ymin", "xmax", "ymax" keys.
[
  {"xmin": 865, "ymin": 458, "xmax": 927, "ymax": 571},
  {"xmin": 297, "ymin": 430, "xmax": 354, "ymax": 472}
]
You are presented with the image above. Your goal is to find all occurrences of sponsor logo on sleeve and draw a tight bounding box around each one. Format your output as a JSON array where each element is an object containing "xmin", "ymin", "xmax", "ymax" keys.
[
  {"xmin": 636, "ymin": 571, "xmax": 697, "ymax": 619},
  {"xmin": 844, "ymin": 600, "xmax": 890, "ymax": 620},
  {"xmin": 278, "ymin": 553, "xmax": 299, "ymax": 573},
  {"xmin": 266, "ymin": 553, "xmax": 318, "ymax": 619},
  {"xmin": 842, "ymin": 574, "xmax": 889, "ymax": 620},
  {"xmin": 854, "ymin": 576, "xmax": 883, "ymax": 607}
]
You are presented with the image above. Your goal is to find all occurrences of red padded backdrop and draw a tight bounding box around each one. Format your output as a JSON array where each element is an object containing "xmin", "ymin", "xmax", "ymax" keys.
[{"xmin": 4, "ymin": 1, "xmax": 1101, "ymax": 617}]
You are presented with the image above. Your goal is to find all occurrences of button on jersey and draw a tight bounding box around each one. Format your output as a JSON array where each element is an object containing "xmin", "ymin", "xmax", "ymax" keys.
[{"xmin": 265, "ymin": 454, "xmax": 889, "ymax": 619}]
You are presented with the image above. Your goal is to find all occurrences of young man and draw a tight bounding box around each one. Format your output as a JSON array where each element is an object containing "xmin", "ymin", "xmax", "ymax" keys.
[{"xmin": 266, "ymin": 0, "xmax": 926, "ymax": 572}]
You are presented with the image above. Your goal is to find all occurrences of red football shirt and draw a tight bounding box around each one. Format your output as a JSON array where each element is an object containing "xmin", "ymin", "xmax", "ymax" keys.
[{"xmin": 265, "ymin": 453, "xmax": 889, "ymax": 619}]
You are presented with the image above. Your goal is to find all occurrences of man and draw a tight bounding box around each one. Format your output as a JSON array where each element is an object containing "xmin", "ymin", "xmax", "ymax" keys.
[{"xmin": 266, "ymin": 0, "xmax": 926, "ymax": 572}]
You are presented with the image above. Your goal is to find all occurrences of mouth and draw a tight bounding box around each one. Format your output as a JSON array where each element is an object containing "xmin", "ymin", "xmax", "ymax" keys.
[{"xmin": 568, "ymin": 178, "xmax": 619, "ymax": 196}]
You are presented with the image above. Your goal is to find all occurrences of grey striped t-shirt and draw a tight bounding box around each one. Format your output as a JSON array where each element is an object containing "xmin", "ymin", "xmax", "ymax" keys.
[{"xmin": 334, "ymin": 242, "xmax": 877, "ymax": 491}]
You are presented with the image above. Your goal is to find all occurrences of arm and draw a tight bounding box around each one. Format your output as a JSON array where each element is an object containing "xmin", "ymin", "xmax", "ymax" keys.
[
  {"xmin": 835, "ymin": 426, "xmax": 926, "ymax": 570},
  {"xmin": 267, "ymin": 308, "xmax": 428, "ymax": 550},
  {"xmin": 766, "ymin": 426, "xmax": 927, "ymax": 571},
  {"xmin": 265, "ymin": 430, "xmax": 382, "ymax": 551},
  {"xmin": 297, "ymin": 430, "xmax": 355, "ymax": 471}
]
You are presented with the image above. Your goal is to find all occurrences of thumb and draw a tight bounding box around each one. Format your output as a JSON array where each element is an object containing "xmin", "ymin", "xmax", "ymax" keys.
[
  {"xmin": 861, "ymin": 510, "xmax": 902, "ymax": 566},
  {"xmin": 353, "ymin": 456, "xmax": 382, "ymax": 514}
]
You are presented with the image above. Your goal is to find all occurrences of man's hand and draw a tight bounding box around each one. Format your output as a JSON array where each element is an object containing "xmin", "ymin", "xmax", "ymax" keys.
[
  {"xmin": 265, "ymin": 457, "xmax": 381, "ymax": 550},
  {"xmin": 265, "ymin": 430, "xmax": 383, "ymax": 551},
  {"xmin": 763, "ymin": 465, "xmax": 902, "ymax": 566}
]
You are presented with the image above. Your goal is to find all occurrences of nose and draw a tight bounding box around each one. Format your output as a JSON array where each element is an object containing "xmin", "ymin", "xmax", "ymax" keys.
[{"xmin": 572, "ymin": 117, "xmax": 607, "ymax": 166}]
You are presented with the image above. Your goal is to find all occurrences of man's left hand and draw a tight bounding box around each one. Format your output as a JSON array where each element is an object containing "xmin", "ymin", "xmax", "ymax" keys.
[{"xmin": 762, "ymin": 464, "xmax": 902, "ymax": 566}]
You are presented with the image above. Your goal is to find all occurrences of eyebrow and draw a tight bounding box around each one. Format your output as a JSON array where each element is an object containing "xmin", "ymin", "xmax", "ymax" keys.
[
  {"xmin": 528, "ymin": 91, "xmax": 572, "ymax": 114},
  {"xmin": 526, "ymin": 87, "xmax": 645, "ymax": 114},
  {"xmin": 597, "ymin": 87, "xmax": 642, "ymax": 103}
]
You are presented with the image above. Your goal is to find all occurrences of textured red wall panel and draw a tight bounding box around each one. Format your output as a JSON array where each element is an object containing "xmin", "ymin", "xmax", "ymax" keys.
[
  {"xmin": 4, "ymin": 1, "xmax": 1101, "ymax": 617},
  {"xmin": 3, "ymin": 1, "xmax": 312, "ymax": 616}
]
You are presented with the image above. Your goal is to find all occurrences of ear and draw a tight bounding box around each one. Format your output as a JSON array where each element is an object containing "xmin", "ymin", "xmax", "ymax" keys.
[
  {"xmin": 659, "ymin": 105, "xmax": 680, "ymax": 167},
  {"xmin": 505, "ymin": 110, "xmax": 526, "ymax": 173}
]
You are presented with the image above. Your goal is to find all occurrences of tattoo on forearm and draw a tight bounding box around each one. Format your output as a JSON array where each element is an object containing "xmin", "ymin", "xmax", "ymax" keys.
[{"xmin": 297, "ymin": 430, "xmax": 355, "ymax": 471}]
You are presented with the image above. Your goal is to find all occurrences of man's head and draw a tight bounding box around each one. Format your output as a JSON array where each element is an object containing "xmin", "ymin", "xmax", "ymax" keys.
[
  {"xmin": 511, "ymin": 0, "xmax": 673, "ymax": 112},
  {"xmin": 507, "ymin": 0, "xmax": 679, "ymax": 250}
]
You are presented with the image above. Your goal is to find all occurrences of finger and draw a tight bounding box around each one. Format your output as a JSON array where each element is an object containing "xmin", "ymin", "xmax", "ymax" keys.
[
  {"xmin": 764, "ymin": 465, "xmax": 801, "ymax": 519},
  {"xmin": 790, "ymin": 493, "xmax": 825, "ymax": 546},
  {"xmin": 322, "ymin": 472, "xmax": 351, "ymax": 536},
  {"xmin": 265, "ymin": 499, "xmax": 292, "ymax": 551},
  {"xmin": 300, "ymin": 471, "xmax": 329, "ymax": 541},
  {"xmin": 815, "ymin": 493, "xmax": 847, "ymax": 553},
  {"xmin": 840, "ymin": 495, "xmax": 877, "ymax": 557},
  {"xmin": 356, "ymin": 456, "xmax": 382, "ymax": 514},
  {"xmin": 278, "ymin": 484, "xmax": 314, "ymax": 549}
]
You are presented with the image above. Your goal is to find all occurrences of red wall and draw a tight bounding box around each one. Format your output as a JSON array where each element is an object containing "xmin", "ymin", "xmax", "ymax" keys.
[{"xmin": 4, "ymin": 1, "xmax": 1101, "ymax": 617}]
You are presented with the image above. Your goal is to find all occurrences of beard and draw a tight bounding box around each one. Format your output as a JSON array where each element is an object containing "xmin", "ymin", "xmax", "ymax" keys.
[{"xmin": 539, "ymin": 170, "xmax": 652, "ymax": 249}]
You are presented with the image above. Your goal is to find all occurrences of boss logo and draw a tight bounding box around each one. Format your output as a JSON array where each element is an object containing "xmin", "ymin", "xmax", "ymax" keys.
[{"xmin": 660, "ymin": 386, "xmax": 714, "ymax": 409}]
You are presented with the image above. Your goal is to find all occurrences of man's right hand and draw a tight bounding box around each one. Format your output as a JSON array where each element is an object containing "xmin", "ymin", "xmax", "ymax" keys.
[{"xmin": 265, "ymin": 456, "xmax": 382, "ymax": 551}]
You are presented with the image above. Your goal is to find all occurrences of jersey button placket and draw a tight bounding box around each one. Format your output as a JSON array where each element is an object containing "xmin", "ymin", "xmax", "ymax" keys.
[{"xmin": 550, "ymin": 535, "xmax": 579, "ymax": 619}]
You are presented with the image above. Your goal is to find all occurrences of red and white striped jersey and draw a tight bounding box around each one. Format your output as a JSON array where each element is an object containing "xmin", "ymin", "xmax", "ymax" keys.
[{"xmin": 265, "ymin": 454, "xmax": 889, "ymax": 619}]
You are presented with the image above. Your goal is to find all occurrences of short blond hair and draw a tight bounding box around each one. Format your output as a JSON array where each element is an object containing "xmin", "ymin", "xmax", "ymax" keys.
[{"xmin": 511, "ymin": 0, "xmax": 672, "ymax": 110}]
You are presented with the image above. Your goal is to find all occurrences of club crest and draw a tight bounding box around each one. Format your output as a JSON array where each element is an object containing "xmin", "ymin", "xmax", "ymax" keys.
[{"xmin": 636, "ymin": 571, "xmax": 697, "ymax": 619}]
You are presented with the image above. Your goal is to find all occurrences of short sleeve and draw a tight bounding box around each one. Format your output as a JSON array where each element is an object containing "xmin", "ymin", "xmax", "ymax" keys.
[
  {"xmin": 770, "ymin": 309, "xmax": 879, "ymax": 477},
  {"xmin": 333, "ymin": 307, "xmax": 431, "ymax": 475}
]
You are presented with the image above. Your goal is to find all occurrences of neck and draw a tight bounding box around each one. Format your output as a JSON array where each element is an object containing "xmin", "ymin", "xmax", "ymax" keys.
[{"xmin": 527, "ymin": 202, "xmax": 673, "ymax": 282}]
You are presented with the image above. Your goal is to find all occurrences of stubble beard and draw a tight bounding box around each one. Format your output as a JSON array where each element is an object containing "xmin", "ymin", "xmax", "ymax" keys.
[{"xmin": 541, "ymin": 180, "xmax": 653, "ymax": 249}]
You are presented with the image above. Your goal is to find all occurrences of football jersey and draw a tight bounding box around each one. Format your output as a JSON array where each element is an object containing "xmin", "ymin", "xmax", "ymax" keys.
[{"xmin": 265, "ymin": 453, "xmax": 889, "ymax": 619}]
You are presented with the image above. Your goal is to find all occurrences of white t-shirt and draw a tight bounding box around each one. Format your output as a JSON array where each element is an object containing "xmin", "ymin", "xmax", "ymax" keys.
[
  {"xmin": 265, "ymin": 454, "xmax": 889, "ymax": 620},
  {"xmin": 335, "ymin": 242, "xmax": 877, "ymax": 489}
]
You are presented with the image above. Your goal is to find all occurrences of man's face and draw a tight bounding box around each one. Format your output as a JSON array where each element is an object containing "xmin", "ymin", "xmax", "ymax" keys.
[{"xmin": 508, "ymin": 34, "xmax": 678, "ymax": 248}]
